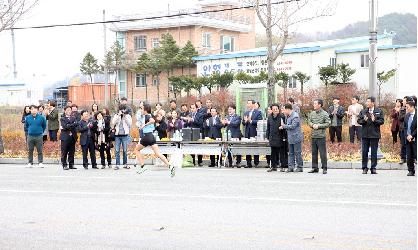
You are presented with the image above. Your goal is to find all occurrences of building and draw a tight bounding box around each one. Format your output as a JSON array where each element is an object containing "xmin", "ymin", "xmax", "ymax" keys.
[
  {"xmin": 111, "ymin": 0, "xmax": 256, "ymax": 103},
  {"xmin": 194, "ymin": 32, "xmax": 417, "ymax": 98},
  {"xmin": 0, "ymin": 81, "xmax": 43, "ymax": 106}
]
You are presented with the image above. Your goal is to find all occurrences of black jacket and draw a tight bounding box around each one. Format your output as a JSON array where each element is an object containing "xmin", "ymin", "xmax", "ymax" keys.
[
  {"xmin": 357, "ymin": 107, "xmax": 385, "ymax": 139},
  {"xmin": 93, "ymin": 116, "xmax": 111, "ymax": 143},
  {"xmin": 155, "ymin": 119, "xmax": 168, "ymax": 139},
  {"xmin": 404, "ymin": 112, "xmax": 417, "ymax": 141},
  {"xmin": 399, "ymin": 107, "xmax": 407, "ymax": 131},
  {"xmin": 266, "ymin": 114, "xmax": 287, "ymax": 147},
  {"xmin": 60, "ymin": 115, "xmax": 78, "ymax": 141},
  {"xmin": 225, "ymin": 114, "xmax": 242, "ymax": 139},
  {"xmin": 78, "ymin": 119, "xmax": 95, "ymax": 146},
  {"xmin": 203, "ymin": 116, "xmax": 223, "ymax": 139}
]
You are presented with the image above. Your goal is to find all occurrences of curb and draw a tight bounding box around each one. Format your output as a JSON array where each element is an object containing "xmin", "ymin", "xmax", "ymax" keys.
[{"xmin": 0, "ymin": 158, "xmax": 409, "ymax": 170}]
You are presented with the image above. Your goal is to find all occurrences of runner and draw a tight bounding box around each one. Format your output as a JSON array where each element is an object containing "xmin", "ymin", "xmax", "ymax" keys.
[{"xmin": 133, "ymin": 103, "xmax": 175, "ymax": 177}]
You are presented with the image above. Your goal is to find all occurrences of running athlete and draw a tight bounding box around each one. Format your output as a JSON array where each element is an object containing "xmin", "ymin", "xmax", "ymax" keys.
[{"xmin": 134, "ymin": 103, "xmax": 175, "ymax": 177}]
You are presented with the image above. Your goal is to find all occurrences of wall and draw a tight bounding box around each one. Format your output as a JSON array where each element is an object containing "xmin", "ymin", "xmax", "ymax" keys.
[{"xmin": 68, "ymin": 84, "xmax": 117, "ymax": 108}]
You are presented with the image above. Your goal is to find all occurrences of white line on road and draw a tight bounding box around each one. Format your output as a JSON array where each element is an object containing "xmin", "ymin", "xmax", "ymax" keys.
[
  {"xmin": 0, "ymin": 189, "xmax": 415, "ymax": 208},
  {"xmin": 261, "ymin": 181, "xmax": 383, "ymax": 186}
]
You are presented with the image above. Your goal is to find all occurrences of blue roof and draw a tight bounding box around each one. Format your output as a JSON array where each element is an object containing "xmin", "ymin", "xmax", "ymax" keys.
[
  {"xmin": 193, "ymin": 33, "xmax": 396, "ymax": 61},
  {"xmin": 335, "ymin": 44, "xmax": 417, "ymax": 54},
  {"xmin": 0, "ymin": 83, "xmax": 25, "ymax": 87}
]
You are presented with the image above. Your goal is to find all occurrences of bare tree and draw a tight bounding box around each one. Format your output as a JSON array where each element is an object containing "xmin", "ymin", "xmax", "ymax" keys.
[
  {"xmin": 253, "ymin": 0, "xmax": 336, "ymax": 103},
  {"xmin": 0, "ymin": 0, "xmax": 38, "ymax": 32}
]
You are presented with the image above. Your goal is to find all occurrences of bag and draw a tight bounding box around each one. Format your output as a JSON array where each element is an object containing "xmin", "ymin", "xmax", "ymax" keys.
[{"xmin": 109, "ymin": 125, "xmax": 116, "ymax": 142}]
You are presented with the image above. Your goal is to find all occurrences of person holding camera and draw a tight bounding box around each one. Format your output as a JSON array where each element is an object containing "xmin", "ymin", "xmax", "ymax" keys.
[
  {"xmin": 357, "ymin": 96, "xmax": 385, "ymax": 174},
  {"xmin": 78, "ymin": 110, "xmax": 98, "ymax": 169},
  {"xmin": 111, "ymin": 105, "xmax": 132, "ymax": 170}
]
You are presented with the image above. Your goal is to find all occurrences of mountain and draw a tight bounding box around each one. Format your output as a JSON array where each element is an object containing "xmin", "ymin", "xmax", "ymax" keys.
[{"xmin": 256, "ymin": 12, "xmax": 417, "ymax": 47}]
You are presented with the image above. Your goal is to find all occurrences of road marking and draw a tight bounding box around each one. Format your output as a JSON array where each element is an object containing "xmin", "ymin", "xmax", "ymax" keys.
[
  {"xmin": 0, "ymin": 189, "xmax": 415, "ymax": 208},
  {"xmin": 261, "ymin": 181, "xmax": 383, "ymax": 186}
]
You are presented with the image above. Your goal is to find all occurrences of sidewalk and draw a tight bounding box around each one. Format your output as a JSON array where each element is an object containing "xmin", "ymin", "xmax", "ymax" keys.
[{"xmin": 0, "ymin": 158, "xmax": 408, "ymax": 170}]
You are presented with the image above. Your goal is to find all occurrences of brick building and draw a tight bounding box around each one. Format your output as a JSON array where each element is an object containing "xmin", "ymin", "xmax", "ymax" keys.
[{"xmin": 111, "ymin": 0, "xmax": 256, "ymax": 104}]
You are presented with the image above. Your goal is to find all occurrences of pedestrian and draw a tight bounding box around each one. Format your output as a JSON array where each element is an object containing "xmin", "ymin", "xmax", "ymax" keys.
[
  {"xmin": 135, "ymin": 104, "xmax": 145, "ymax": 139},
  {"xmin": 120, "ymin": 97, "xmax": 133, "ymax": 116},
  {"xmin": 187, "ymin": 103, "xmax": 204, "ymax": 166},
  {"xmin": 390, "ymin": 99, "xmax": 403, "ymax": 144},
  {"xmin": 71, "ymin": 104, "xmax": 81, "ymax": 122},
  {"xmin": 222, "ymin": 104, "xmax": 242, "ymax": 168},
  {"xmin": 202, "ymin": 99, "xmax": 213, "ymax": 137},
  {"xmin": 67, "ymin": 100, "xmax": 72, "ymax": 107},
  {"xmin": 204, "ymin": 107, "xmax": 223, "ymax": 167},
  {"xmin": 133, "ymin": 103, "xmax": 175, "ymax": 177},
  {"xmin": 347, "ymin": 95, "xmax": 363, "ymax": 143},
  {"xmin": 153, "ymin": 102, "xmax": 166, "ymax": 117},
  {"xmin": 266, "ymin": 103, "xmax": 287, "ymax": 172},
  {"xmin": 399, "ymin": 96, "xmax": 412, "ymax": 164},
  {"xmin": 167, "ymin": 110, "xmax": 183, "ymax": 138},
  {"xmin": 308, "ymin": 99, "xmax": 331, "ymax": 174},
  {"xmin": 404, "ymin": 100, "xmax": 416, "ymax": 176},
  {"xmin": 167, "ymin": 99, "xmax": 180, "ymax": 118},
  {"xmin": 38, "ymin": 105, "xmax": 48, "ymax": 143},
  {"xmin": 242, "ymin": 100, "xmax": 263, "ymax": 168},
  {"xmin": 111, "ymin": 105, "xmax": 132, "ymax": 170},
  {"xmin": 25, "ymin": 105, "xmax": 47, "ymax": 168},
  {"xmin": 91, "ymin": 103, "xmax": 99, "ymax": 117},
  {"xmin": 21, "ymin": 105, "xmax": 31, "ymax": 142},
  {"xmin": 155, "ymin": 112, "xmax": 168, "ymax": 139},
  {"xmin": 180, "ymin": 103, "xmax": 190, "ymax": 120},
  {"xmin": 357, "ymin": 96, "xmax": 385, "ymax": 174},
  {"xmin": 327, "ymin": 97, "xmax": 345, "ymax": 144},
  {"xmin": 60, "ymin": 106, "xmax": 78, "ymax": 170},
  {"xmin": 265, "ymin": 105, "xmax": 273, "ymax": 168},
  {"xmin": 280, "ymin": 103, "xmax": 304, "ymax": 172},
  {"xmin": 78, "ymin": 110, "xmax": 98, "ymax": 170},
  {"xmin": 288, "ymin": 97, "xmax": 301, "ymax": 117},
  {"xmin": 94, "ymin": 111, "xmax": 112, "ymax": 169},
  {"xmin": 46, "ymin": 100, "xmax": 59, "ymax": 141}
]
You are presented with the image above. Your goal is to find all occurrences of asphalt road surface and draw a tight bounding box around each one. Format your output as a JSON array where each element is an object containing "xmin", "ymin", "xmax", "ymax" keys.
[{"xmin": 0, "ymin": 164, "xmax": 416, "ymax": 250}]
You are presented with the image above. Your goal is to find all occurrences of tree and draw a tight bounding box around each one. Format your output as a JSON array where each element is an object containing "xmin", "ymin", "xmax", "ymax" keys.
[
  {"xmin": 158, "ymin": 33, "xmax": 180, "ymax": 100},
  {"xmin": 377, "ymin": 69, "xmax": 396, "ymax": 104},
  {"xmin": 318, "ymin": 65, "xmax": 338, "ymax": 88},
  {"xmin": 194, "ymin": 76, "xmax": 209, "ymax": 96},
  {"xmin": 102, "ymin": 51, "xmax": 115, "ymax": 102},
  {"xmin": 234, "ymin": 72, "xmax": 254, "ymax": 84},
  {"xmin": 292, "ymin": 71, "xmax": 310, "ymax": 94},
  {"xmin": 110, "ymin": 41, "xmax": 126, "ymax": 102},
  {"xmin": 254, "ymin": 0, "xmax": 335, "ymax": 103},
  {"xmin": 275, "ymin": 71, "xmax": 290, "ymax": 100},
  {"xmin": 133, "ymin": 53, "xmax": 151, "ymax": 101},
  {"xmin": 80, "ymin": 52, "xmax": 100, "ymax": 103},
  {"xmin": 0, "ymin": 0, "xmax": 38, "ymax": 32},
  {"xmin": 211, "ymin": 71, "xmax": 235, "ymax": 90},
  {"xmin": 175, "ymin": 41, "xmax": 198, "ymax": 75},
  {"xmin": 253, "ymin": 71, "xmax": 269, "ymax": 83},
  {"xmin": 149, "ymin": 48, "xmax": 163, "ymax": 102},
  {"xmin": 337, "ymin": 63, "xmax": 356, "ymax": 84}
]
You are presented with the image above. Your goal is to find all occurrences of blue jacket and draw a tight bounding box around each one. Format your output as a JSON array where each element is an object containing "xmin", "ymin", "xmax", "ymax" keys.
[
  {"xmin": 283, "ymin": 111, "xmax": 303, "ymax": 144},
  {"xmin": 225, "ymin": 114, "xmax": 242, "ymax": 139},
  {"xmin": 203, "ymin": 116, "xmax": 223, "ymax": 139},
  {"xmin": 25, "ymin": 114, "xmax": 46, "ymax": 136},
  {"xmin": 242, "ymin": 109, "xmax": 263, "ymax": 138}
]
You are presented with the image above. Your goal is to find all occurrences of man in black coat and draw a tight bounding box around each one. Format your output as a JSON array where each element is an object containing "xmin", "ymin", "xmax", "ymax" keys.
[
  {"xmin": 242, "ymin": 100, "xmax": 263, "ymax": 167},
  {"xmin": 222, "ymin": 104, "xmax": 242, "ymax": 167},
  {"xmin": 188, "ymin": 103, "xmax": 204, "ymax": 166},
  {"xmin": 78, "ymin": 110, "xmax": 97, "ymax": 169},
  {"xmin": 327, "ymin": 97, "xmax": 345, "ymax": 143},
  {"xmin": 60, "ymin": 106, "xmax": 79, "ymax": 170},
  {"xmin": 404, "ymin": 100, "xmax": 416, "ymax": 176},
  {"xmin": 357, "ymin": 97, "xmax": 385, "ymax": 174},
  {"xmin": 204, "ymin": 107, "xmax": 223, "ymax": 167},
  {"xmin": 266, "ymin": 104, "xmax": 288, "ymax": 172}
]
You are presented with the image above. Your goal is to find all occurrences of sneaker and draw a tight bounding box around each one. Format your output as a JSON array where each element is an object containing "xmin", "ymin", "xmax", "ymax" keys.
[
  {"xmin": 38, "ymin": 163, "xmax": 44, "ymax": 168},
  {"xmin": 123, "ymin": 165, "xmax": 130, "ymax": 169},
  {"xmin": 136, "ymin": 165, "xmax": 148, "ymax": 175},
  {"xmin": 27, "ymin": 163, "xmax": 33, "ymax": 168},
  {"xmin": 108, "ymin": 164, "xmax": 112, "ymax": 169},
  {"xmin": 101, "ymin": 165, "xmax": 106, "ymax": 169},
  {"xmin": 114, "ymin": 166, "xmax": 120, "ymax": 170},
  {"xmin": 169, "ymin": 165, "xmax": 176, "ymax": 177}
]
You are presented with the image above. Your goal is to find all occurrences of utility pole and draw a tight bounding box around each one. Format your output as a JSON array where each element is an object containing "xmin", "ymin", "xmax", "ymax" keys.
[
  {"xmin": 11, "ymin": 28, "xmax": 17, "ymax": 79},
  {"xmin": 103, "ymin": 9, "xmax": 109, "ymax": 106},
  {"xmin": 369, "ymin": 0, "xmax": 378, "ymax": 99}
]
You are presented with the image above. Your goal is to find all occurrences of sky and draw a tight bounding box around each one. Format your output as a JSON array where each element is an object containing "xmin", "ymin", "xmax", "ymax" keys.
[{"xmin": 0, "ymin": 0, "xmax": 416, "ymax": 87}]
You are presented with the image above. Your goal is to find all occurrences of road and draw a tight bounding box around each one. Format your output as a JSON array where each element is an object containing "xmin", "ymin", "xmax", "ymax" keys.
[{"xmin": 0, "ymin": 164, "xmax": 416, "ymax": 250}]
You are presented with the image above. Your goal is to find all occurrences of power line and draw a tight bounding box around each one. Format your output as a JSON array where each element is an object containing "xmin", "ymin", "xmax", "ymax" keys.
[{"xmin": 8, "ymin": 0, "xmax": 296, "ymax": 30}]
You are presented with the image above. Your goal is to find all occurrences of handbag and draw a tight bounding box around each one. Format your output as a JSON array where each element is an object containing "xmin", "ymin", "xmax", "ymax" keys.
[{"xmin": 109, "ymin": 125, "xmax": 116, "ymax": 141}]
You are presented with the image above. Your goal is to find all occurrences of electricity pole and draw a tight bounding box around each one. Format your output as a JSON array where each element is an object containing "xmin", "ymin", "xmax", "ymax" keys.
[
  {"xmin": 369, "ymin": 0, "xmax": 378, "ymax": 99},
  {"xmin": 103, "ymin": 9, "xmax": 109, "ymax": 106}
]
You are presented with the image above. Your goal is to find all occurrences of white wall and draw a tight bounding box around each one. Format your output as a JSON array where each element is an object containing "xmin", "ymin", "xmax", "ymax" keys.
[{"xmin": 0, "ymin": 87, "xmax": 43, "ymax": 106}]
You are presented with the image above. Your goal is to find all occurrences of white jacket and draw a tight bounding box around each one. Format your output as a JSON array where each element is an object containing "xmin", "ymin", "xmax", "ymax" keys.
[{"xmin": 111, "ymin": 114, "xmax": 132, "ymax": 136}]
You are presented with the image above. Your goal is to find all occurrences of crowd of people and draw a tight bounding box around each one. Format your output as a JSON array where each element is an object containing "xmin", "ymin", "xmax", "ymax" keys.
[{"xmin": 21, "ymin": 94, "xmax": 417, "ymax": 177}]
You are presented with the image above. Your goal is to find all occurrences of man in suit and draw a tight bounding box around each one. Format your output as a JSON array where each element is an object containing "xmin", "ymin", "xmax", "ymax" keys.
[
  {"xmin": 242, "ymin": 100, "xmax": 263, "ymax": 167},
  {"xmin": 222, "ymin": 104, "xmax": 242, "ymax": 167},
  {"xmin": 266, "ymin": 103, "xmax": 287, "ymax": 172},
  {"xmin": 357, "ymin": 96, "xmax": 385, "ymax": 174},
  {"xmin": 204, "ymin": 107, "xmax": 223, "ymax": 167},
  {"xmin": 327, "ymin": 97, "xmax": 345, "ymax": 144},
  {"xmin": 60, "ymin": 106, "xmax": 78, "ymax": 170},
  {"xmin": 187, "ymin": 103, "xmax": 204, "ymax": 166},
  {"xmin": 404, "ymin": 100, "xmax": 416, "ymax": 176},
  {"xmin": 201, "ymin": 99, "xmax": 213, "ymax": 137},
  {"xmin": 78, "ymin": 110, "xmax": 97, "ymax": 169}
]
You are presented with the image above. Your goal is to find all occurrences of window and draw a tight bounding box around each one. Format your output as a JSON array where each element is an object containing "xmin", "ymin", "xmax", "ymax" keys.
[
  {"xmin": 135, "ymin": 74, "xmax": 146, "ymax": 87},
  {"xmin": 202, "ymin": 33, "xmax": 211, "ymax": 48},
  {"xmin": 27, "ymin": 91, "xmax": 31, "ymax": 98},
  {"xmin": 329, "ymin": 57, "xmax": 337, "ymax": 67},
  {"xmin": 152, "ymin": 38, "xmax": 159, "ymax": 48},
  {"xmin": 134, "ymin": 36, "xmax": 147, "ymax": 51},
  {"xmin": 360, "ymin": 54, "xmax": 370, "ymax": 68},
  {"xmin": 152, "ymin": 78, "xmax": 159, "ymax": 86},
  {"xmin": 220, "ymin": 35, "xmax": 235, "ymax": 53},
  {"xmin": 288, "ymin": 76, "xmax": 297, "ymax": 89}
]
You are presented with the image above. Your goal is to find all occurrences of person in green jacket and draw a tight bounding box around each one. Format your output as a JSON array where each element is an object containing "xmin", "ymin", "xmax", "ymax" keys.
[
  {"xmin": 46, "ymin": 100, "xmax": 60, "ymax": 141},
  {"xmin": 307, "ymin": 99, "xmax": 331, "ymax": 174}
]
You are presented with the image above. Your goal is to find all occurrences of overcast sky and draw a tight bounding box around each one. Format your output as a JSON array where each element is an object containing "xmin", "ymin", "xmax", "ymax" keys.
[{"xmin": 0, "ymin": 0, "xmax": 415, "ymax": 86}]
